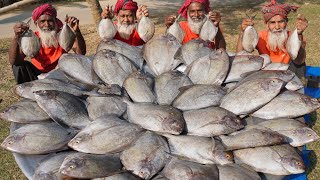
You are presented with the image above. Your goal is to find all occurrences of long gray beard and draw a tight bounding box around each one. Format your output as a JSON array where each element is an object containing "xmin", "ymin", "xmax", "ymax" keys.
[
  {"xmin": 37, "ymin": 25, "xmax": 59, "ymax": 48},
  {"xmin": 268, "ymin": 28, "xmax": 288, "ymax": 52},
  {"xmin": 187, "ymin": 13, "xmax": 206, "ymax": 34},
  {"xmin": 117, "ymin": 23, "xmax": 137, "ymax": 40}
]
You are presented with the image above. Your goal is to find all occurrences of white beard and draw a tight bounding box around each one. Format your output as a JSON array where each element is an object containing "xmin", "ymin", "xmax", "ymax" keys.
[
  {"xmin": 117, "ymin": 23, "xmax": 137, "ymax": 40},
  {"xmin": 37, "ymin": 25, "xmax": 59, "ymax": 48},
  {"xmin": 268, "ymin": 28, "xmax": 288, "ymax": 52},
  {"xmin": 187, "ymin": 13, "xmax": 206, "ymax": 34}
]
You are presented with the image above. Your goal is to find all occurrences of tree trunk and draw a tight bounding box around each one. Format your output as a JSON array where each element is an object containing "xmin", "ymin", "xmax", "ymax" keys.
[{"xmin": 86, "ymin": 0, "xmax": 102, "ymax": 26}]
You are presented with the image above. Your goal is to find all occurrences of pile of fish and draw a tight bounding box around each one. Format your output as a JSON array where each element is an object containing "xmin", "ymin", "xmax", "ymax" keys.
[{"xmin": 1, "ymin": 34, "xmax": 320, "ymax": 180}]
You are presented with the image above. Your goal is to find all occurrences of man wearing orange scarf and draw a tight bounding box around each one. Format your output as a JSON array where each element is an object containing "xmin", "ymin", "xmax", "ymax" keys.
[
  {"xmin": 164, "ymin": 0, "xmax": 226, "ymax": 49},
  {"xmin": 8, "ymin": 3, "xmax": 86, "ymax": 84},
  {"xmin": 101, "ymin": 0, "xmax": 149, "ymax": 46},
  {"xmin": 236, "ymin": 0, "xmax": 308, "ymax": 77}
]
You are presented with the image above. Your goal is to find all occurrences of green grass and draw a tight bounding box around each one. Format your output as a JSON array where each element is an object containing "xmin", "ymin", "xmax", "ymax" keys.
[{"xmin": 0, "ymin": 1, "xmax": 319, "ymax": 179}]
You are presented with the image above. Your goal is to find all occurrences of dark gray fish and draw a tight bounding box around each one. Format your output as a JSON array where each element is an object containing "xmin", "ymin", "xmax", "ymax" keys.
[
  {"xmin": 33, "ymin": 151, "xmax": 75, "ymax": 180},
  {"xmin": 97, "ymin": 39, "xmax": 144, "ymax": 69},
  {"xmin": 143, "ymin": 34, "xmax": 182, "ymax": 76},
  {"xmin": 166, "ymin": 14, "xmax": 185, "ymax": 44},
  {"xmin": 224, "ymin": 55, "xmax": 263, "ymax": 83},
  {"xmin": 0, "ymin": 100, "xmax": 51, "ymax": 123},
  {"xmin": 1, "ymin": 122, "xmax": 77, "ymax": 154},
  {"xmin": 68, "ymin": 116, "xmax": 144, "ymax": 154},
  {"xmin": 98, "ymin": 18, "xmax": 117, "ymax": 40},
  {"xmin": 252, "ymin": 91, "xmax": 320, "ymax": 119},
  {"xmin": 234, "ymin": 145, "xmax": 305, "ymax": 175},
  {"xmin": 162, "ymin": 158, "xmax": 219, "ymax": 179},
  {"xmin": 86, "ymin": 96, "xmax": 127, "ymax": 120},
  {"xmin": 218, "ymin": 164, "xmax": 261, "ymax": 180},
  {"xmin": 242, "ymin": 26, "xmax": 258, "ymax": 53},
  {"xmin": 155, "ymin": 71, "xmax": 193, "ymax": 105},
  {"xmin": 34, "ymin": 90, "xmax": 92, "ymax": 129},
  {"xmin": 199, "ymin": 14, "xmax": 218, "ymax": 42},
  {"xmin": 220, "ymin": 78, "xmax": 285, "ymax": 115},
  {"xmin": 138, "ymin": 15, "xmax": 155, "ymax": 42},
  {"xmin": 123, "ymin": 71, "xmax": 156, "ymax": 103},
  {"xmin": 219, "ymin": 128, "xmax": 288, "ymax": 150},
  {"xmin": 162, "ymin": 134, "xmax": 234, "ymax": 165},
  {"xmin": 286, "ymin": 29, "xmax": 301, "ymax": 60},
  {"xmin": 93, "ymin": 49, "xmax": 137, "ymax": 86},
  {"xmin": 174, "ymin": 38, "xmax": 212, "ymax": 66},
  {"xmin": 125, "ymin": 100, "xmax": 185, "ymax": 135},
  {"xmin": 187, "ymin": 49, "xmax": 230, "ymax": 85},
  {"xmin": 58, "ymin": 23, "xmax": 76, "ymax": 52},
  {"xmin": 58, "ymin": 53, "xmax": 103, "ymax": 86},
  {"xmin": 59, "ymin": 153, "xmax": 123, "ymax": 179},
  {"xmin": 173, "ymin": 84, "xmax": 226, "ymax": 111},
  {"xmin": 183, "ymin": 106, "xmax": 244, "ymax": 137},
  {"xmin": 120, "ymin": 131, "xmax": 170, "ymax": 179}
]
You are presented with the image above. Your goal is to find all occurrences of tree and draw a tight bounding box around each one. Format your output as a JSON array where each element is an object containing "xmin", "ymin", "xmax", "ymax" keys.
[{"xmin": 86, "ymin": 0, "xmax": 102, "ymax": 26}]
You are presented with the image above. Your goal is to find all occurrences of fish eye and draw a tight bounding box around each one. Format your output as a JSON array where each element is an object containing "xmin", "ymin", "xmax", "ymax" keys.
[
  {"xmin": 75, "ymin": 140, "xmax": 80, "ymax": 144},
  {"xmin": 295, "ymin": 162, "xmax": 302, "ymax": 166},
  {"xmin": 69, "ymin": 165, "xmax": 75, "ymax": 169},
  {"xmin": 8, "ymin": 140, "xmax": 13, "ymax": 145},
  {"xmin": 307, "ymin": 134, "xmax": 312, "ymax": 137}
]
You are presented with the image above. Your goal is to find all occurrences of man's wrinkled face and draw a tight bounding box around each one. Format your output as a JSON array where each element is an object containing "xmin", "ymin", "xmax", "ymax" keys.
[
  {"xmin": 36, "ymin": 14, "xmax": 58, "ymax": 48},
  {"xmin": 36, "ymin": 14, "xmax": 57, "ymax": 32},
  {"xmin": 267, "ymin": 15, "xmax": 288, "ymax": 52},
  {"xmin": 117, "ymin": 9, "xmax": 135, "ymax": 25},
  {"xmin": 267, "ymin": 15, "xmax": 287, "ymax": 33},
  {"xmin": 116, "ymin": 9, "xmax": 136, "ymax": 40},
  {"xmin": 188, "ymin": 2, "xmax": 205, "ymax": 22},
  {"xmin": 187, "ymin": 2, "xmax": 206, "ymax": 34}
]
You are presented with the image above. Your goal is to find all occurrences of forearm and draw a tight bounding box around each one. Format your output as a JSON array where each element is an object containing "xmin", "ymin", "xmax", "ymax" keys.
[
  {"xmin": 8, "ymin": 37, "xmax": 25, "ymax": 65},
  {"xmin": 293, "ymin": 34, "xmax": 306, "ymax": 65},
  {"xmin": 214, "ymin": 27, "xmax": 226, "ymax": 50},
  {"xmin": 73, "ymin": 30, "xmax": 86, "ymax": 55},
  {"xmin": 236, "ymin": 31, "xmax": 244, "ymax": 52}
]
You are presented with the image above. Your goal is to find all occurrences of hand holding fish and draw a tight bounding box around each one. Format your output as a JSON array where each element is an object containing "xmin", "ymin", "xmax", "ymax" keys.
[
  {"xmin": 240, "ymin": 18, "xmax": 254, "ymax": 32},
  {"xmin": 65, "ymin": 15, "xmax": 79, "ymax": 32},
  {"xmin": 13, "ymin": 22, "xmax": 29, "ymax": 38},
  {"xmin": 209, "ymin": 11, "xmax": 221, "ymax": 27},
  {"xmin": 165, "ymin": 14, "xmax": 176, "ymax": 28},
  {"xmin": 101, "ymin": 5, "xmax": 115, "ymax": 19},
  {"xmin": 136, "ymin": 5, "xmax": 149, "ymax": 21},
  {"xmin": 295, "ymin": 14, "xmax": 308, "ymax": 35}
]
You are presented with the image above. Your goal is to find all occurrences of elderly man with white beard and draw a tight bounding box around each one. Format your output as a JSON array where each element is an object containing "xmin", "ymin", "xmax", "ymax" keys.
[
  {"xmin": 100, "ymin": 0, "xmax": 149, "ymax": 46},
  {"xmin": 8, "ymin": 3, "xmax": 86, "ymax": 84},
  {"xmin": 164, "ymin": 0, "xmax": 226, "ymax": 49},
  {"xmin": 236, "ymin": 0, "xmax": 308, "ymax": 78}
]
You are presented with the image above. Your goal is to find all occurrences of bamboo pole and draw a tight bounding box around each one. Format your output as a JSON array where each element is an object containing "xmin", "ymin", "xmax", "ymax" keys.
[{"xmin": 0, "ymin": 0, "xmax": 40, "ymax": 15}]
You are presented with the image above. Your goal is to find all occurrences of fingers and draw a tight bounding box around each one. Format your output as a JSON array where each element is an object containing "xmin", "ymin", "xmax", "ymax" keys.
[
  {"xmin": 13, "ymin": 22, "xmax": 29, "ymax": 36},
  {"xmin": 101, "ymin": 5, "xmax": 114, "ymax": 19},
  {"xmin": 295, "ymin": 14, "xmax": 308, "ymax": 34},
  {"xmin": 241, "ymin": 18, "xmax": 254, "ymax": 31},
  {"xmin": 138, "ymin": 5, "xmax": 149, "ymax": 17},
  {"xmin": 209, "ymin": 11, "xmax": 221, "ymax": 26}
]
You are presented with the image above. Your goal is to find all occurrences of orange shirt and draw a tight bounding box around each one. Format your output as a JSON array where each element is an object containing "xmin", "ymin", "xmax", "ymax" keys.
[
  {"xmin": 179, "ymin": 21, "xmax": 215, "ymax": 48},
  {"xmin": 256, "ymin": 30, "xmax": 291, "ymax": 64},
  {"xmin": 31, "ymin": 31, "xmax": 66, "ymax": 73}
]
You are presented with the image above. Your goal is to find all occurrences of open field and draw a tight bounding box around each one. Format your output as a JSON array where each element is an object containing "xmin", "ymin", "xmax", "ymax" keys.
[{"xmin": 0, "ymin": 0, "xmax": 319, "ymax": 179}]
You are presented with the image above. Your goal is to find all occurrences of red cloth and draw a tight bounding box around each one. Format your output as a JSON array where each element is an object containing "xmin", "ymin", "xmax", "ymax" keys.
[
  {"xmin": 32, "ymin": 4, "xmax": 63, "ymax": 29},
  {"xmin": 114, "ymin": 0, "xmax": 138, "ymax": 14},
  {"xmin": 261, "ymin": 0, "xmax": 299, "ymax": 22},
  {"xmin": 178, "ymin": 0, "xmax": 210, "ymax": 19},
  {"xmin": 31, "ymin": 31, "xmax": 66, "ymax": 72},
  {"xmin": 114, "ymin": 30, "xmax": 144, "ymax": 46},
  {"xmin": 179, "ymin": 21, "xmax": 215, "ymax": 48}
]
